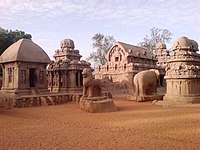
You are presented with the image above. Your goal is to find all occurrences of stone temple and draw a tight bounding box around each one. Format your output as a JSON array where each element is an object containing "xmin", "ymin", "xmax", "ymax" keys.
[
  {"xmin": 0, "ymin": 38, "xmax": 92, "ymax": 108},
  {"xmin": 0, "ymin": 39, "xmax": 51, "ymax": 95},
  {"xmin": 94, "ymin": 41, "xmax": 158, "ymax": 83},
  {"xmin": 153, "ymin": 43, "xmax": 170, "ymax": 86},
  {"xmin": 47, "ymin": 38, "xmax": 91, "ymax": 93},
  {"xmin": 164, "ymin": 37, "xmax": 200, "ymax": 103},
  {"xmin": 153, "ymin": 43, "xmax": 169, "ymax": 69}
]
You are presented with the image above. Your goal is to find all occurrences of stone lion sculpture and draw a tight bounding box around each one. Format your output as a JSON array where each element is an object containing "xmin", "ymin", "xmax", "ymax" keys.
[
  {"xmin": 82, "ymin": 68, "xmax": 102, "ymax": 97},
  {"xmin": 133, "ymin": 69, "xmax": 160, "ymax": 97}
]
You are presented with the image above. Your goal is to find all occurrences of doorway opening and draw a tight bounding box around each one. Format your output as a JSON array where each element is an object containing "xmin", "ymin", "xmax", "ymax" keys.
[{"xmin": 29, "ymin": 68, "xmax": 36, "ymax": 87}]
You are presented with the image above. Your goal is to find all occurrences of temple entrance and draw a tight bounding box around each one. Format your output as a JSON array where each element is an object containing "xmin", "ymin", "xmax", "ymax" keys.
[{"xmin": 29, "ymin": 68, "xmax": 36, "ymax": 87}]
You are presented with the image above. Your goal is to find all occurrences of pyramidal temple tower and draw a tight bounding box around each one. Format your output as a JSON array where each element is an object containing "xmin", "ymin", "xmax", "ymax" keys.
[{"xmin": 47, "ymin": 38, "xmax": 90, "ymax": 93}]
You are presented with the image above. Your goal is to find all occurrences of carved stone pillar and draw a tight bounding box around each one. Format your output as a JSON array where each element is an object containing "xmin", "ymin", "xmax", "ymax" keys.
[{"xmin": 69, "ymin": 70, "xmax": 76, "ymax": 88}]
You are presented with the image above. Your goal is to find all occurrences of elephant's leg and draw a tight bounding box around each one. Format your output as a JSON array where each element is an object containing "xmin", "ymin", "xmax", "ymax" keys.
[
  {"xmin": 139, "ymin": 85, "xmax": 145, "ymax": 96},
  {"xmin": 139, "ymin": 84, "xmax": 145, "ymax": 96},
  {"xmin": 134, "ymin": 80, "xmax": 139, "ymax": 96},
  {"xmin": 134, "ymin": 83, "xmax": 138, "ymax": 96},
  {"xmin": 98, "ymin": 85, "xmax": 102, "ymax": 96},
  {"xmin": 152, "ymin": 82, "xmax": 157, "ymax": 94}
]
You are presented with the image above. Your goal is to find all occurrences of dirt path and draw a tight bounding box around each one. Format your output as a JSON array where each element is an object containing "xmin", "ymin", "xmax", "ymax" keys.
[{"xmin": 1, "ymin": 99, "xmax": 200, "ymax": 150}]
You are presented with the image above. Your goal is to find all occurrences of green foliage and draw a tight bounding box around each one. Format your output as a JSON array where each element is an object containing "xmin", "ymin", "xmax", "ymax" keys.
[
  {"xmin": 87, "ymin": 33, "xmax": 116, "ymax": 65},
  {"xmin": 0, "ymin": 27, "xmax": 32, "ymax": 55},
  {"xmin": 138, "ymin": 27, "xmax": 172, "ymax": 50}
]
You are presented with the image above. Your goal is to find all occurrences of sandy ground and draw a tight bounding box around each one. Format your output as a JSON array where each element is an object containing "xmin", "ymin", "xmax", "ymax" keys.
[{"xmin": 1, "ymin": 97, "xmax": 200, "ymax": 150}]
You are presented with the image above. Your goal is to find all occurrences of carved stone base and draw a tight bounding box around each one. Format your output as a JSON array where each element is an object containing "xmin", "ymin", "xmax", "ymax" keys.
[
  {"xmin": 80, "ymin": 96, "xmax": 117, "ymax": 113},
  {"xmin": 127, "ymin": 94, "xmax": 164, "ymax": 102},
  {"xmin": 163, "ymin": 95, "xmax": 200, "ymax": 103}
]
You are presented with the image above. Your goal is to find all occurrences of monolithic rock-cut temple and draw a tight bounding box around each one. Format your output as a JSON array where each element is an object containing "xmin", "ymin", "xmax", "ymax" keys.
[
  {"xmin": 94, "ymin": 42, "xmax": 158, "ymax": 83},
  {"xmin": 153, "ymin": 43, "xmax": 170, "ymax": 86},
  {"xmin": 153, "ymin": 43, "xmax": 169, "ymax": 69},
  {"xmin": 164, "ymin": 37, "xmax": 200, "ymax": 103},
  {"xmin": 47, "ymin": 38, "xmax": 91, "ymax": 92},
  {"xmin": 0, "ymin": 39, "xmax": 51, "ymax": 95}
]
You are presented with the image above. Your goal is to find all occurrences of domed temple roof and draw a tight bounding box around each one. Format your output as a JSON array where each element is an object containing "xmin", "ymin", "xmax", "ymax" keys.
[
  {"xmin": 190, "ymin": 39, "xmax": 198, "ymax": 50},
  {"xmin": 172, "ymin": 37, "xmax": 198, "ymax": 51},
  {"xmin": 60, "ymin": 38, "xmax": 75, "ymax": 49},
  {"xmin": 0, "ymin": 39, "xmax": 51, "ymax": 63}
]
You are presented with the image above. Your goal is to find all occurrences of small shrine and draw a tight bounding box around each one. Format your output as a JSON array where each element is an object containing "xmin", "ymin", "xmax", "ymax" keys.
[
  {"xmin": 0, "ymin": 39, "xmax": 51, "ymax": 96},
  {"xmin": 153, "ymin": 43, "xmax": 170, "ymax": 86},
  {"xmin": 47, "ymin": 38, "xmax": 91, "ymax": 92},
  {"xmin": 164, "ymin": 37, "xmax": 200, "ymax": 103},
  {"xmin": 153, "ymin": 43, "xmax": 169, "ymax": 69}
]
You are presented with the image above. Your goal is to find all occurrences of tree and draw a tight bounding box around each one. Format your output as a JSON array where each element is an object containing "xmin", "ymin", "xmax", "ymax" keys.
[
  {"xmin": 87, "ymin": 33, "xmax": 116, "ymax": 65},
  {"xmin": 0, "ymin": 27, "xmax": 32, "ymax": 55},
  {"xmin": 138, "ymin": 27, "xmax": 172, "ymax": 50}
]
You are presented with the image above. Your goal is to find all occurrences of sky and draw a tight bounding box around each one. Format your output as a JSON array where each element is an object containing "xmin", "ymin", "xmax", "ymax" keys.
[{"xmin": 0, "ymin": 0, "xmax": 200, "ymax": 60}]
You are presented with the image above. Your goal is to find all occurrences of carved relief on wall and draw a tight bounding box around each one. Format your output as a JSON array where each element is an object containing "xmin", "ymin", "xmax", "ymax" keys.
[
  {"xmin": 8, "ymin": 67, "xmax": 13, "ymax": 83},
  {"xmin": 21, "ymin": 70, "xmax": 26, "ymax": 84},
  {"xmin": 165, "ymin": 62, "xmax": 200, "ymax": 77},
  {"xmin": 53, "ymin": 72, "xmax": 58, "ymax": 86},
  {"xmin": 39, "ymin": 71, "xmax": 44, "ymax": 84},
  {"xmin": 108, "ymin": 46, "xmax": 126, "ymax": 63},
  {"xmin": 48, "ymin": 73, "xmax": 52, "ymax": 86}
]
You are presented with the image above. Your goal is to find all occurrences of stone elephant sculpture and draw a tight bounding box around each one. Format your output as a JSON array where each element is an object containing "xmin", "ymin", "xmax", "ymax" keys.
[
  {"xmin": 133, "ymin": 69, "xmax": 160, "ymax": 97},
  {"xmin": 82, "ymin": 68, "xmax": 102, "ymax": 98}
]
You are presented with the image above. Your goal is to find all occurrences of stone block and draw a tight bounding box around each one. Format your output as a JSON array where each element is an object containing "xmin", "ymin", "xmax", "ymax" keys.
[{"xmin": 80, "ymin": 97, "xmax": 117, "ymax": 113}]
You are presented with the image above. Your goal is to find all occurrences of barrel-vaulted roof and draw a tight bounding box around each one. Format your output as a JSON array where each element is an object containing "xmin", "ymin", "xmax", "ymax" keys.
[
  {"xmin": 0, "ymin": 39, "xmax": 51, "ymax": 64},
  {"xmin": 107, "ymin": 41, "xmax": 156, "ymax": 60}
]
